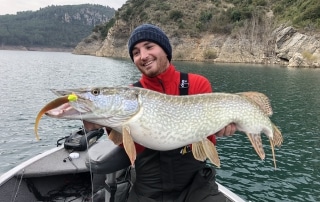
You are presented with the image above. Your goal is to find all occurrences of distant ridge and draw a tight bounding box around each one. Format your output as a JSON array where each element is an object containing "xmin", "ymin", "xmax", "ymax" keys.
[{"xmin": 0, "ymin": 4, "xmax": 115, "ymax": 49}]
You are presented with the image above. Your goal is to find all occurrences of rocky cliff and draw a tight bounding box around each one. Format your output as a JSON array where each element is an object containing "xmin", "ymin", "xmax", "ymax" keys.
[
  {"xmin": 73, "ymin": 14, "xmax": 320, "ymax": 68},
  {"xmin": 273, "ymin": 26, "xmax": 320, "ymax": 67}
]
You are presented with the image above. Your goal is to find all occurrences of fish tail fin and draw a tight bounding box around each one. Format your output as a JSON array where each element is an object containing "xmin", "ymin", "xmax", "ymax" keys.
[
  {"xmin": 192, "ymin": 139, "xmax": 221, "ymax": 168},
  {"xmin": 269, "ymin": 123, "xmax": 283, "ymax": 170},
  {"xmin": 122, "ymin": 125, "xmax": 136, "ymax": 166},
  {"xmin": 269, "ymin": 137, "xmax": 277, "ymax": 170},
  {"xmin": 272, "ymin": 123, "xmax": 283, "ymax": 147},
  {"xmin": 246, "ymin": 133, "xmax": 265, "ymax": 160}
]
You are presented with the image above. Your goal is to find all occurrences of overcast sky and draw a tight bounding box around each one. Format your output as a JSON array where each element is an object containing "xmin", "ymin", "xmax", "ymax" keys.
[{"xmin": 0, "ymin": 0, "xmax": 127, "ymax": 15}]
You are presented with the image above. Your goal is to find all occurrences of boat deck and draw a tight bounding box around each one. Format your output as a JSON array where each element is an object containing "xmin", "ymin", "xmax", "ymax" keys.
[{"xmin": 0, "ymin": 141, "xmax": 246, "ymax": 202}]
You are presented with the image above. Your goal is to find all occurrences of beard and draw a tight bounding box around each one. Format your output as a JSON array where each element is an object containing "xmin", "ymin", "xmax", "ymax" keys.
[{"xmin": 140, "ymin": 55, "xmax": 169, "ymax": 78}]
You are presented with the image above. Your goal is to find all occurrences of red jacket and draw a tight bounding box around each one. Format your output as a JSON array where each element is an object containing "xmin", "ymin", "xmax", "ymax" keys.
[
  {"xmin": 133, "ymin": 64, "xmax": 216, "ymax": 153},
  {"xmin": 139, "ymin": 63, "xmax": 212, "ymax": 95}
]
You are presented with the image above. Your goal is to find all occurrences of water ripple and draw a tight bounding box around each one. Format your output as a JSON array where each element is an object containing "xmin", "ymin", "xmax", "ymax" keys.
[{"xmin": 1, "ymin": 52, "xmax": 319, "ymax": 201}]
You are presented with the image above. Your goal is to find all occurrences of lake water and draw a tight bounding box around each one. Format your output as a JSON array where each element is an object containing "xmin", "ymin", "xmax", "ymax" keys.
[{"xmin": 0, "ymin": 50, "xmax": 319, "ymax": 202}]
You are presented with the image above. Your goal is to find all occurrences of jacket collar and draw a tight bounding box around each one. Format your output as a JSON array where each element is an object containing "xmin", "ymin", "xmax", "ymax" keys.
[{"xmin": 141, "ymin": 64, "xmax": 176, "ymax": 90}]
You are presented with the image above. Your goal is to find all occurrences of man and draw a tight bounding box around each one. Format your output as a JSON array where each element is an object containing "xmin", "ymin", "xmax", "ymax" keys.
[{"xmin": 85, "ymin": 24, "xmax": 236, "ymax": 201}]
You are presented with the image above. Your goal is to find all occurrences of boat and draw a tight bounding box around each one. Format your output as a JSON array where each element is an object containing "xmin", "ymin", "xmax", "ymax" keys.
[{"xmin": 0, "ymin": 129, "xmax": 246, "ymax": 202}]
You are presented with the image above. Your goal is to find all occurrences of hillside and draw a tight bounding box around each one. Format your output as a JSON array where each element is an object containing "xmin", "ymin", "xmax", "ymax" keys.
[
  {"xmin": 74, "ymin": 0, "xmax": 320, "ymax": 67},
  {"xmin": 88, "ymin": 0, "xmax": 320, "ymax": 41},
  {"xmin": 0, "ymin": 4, "xmax": 115, "ymax": 49}
]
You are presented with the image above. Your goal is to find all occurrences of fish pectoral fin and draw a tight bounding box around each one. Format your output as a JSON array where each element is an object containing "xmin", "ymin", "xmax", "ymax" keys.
[
  {"xmin": 192, "ymin": 142, "xmax": 207, "ymax": 161},
  {"xmin": 237, "ymin": 92, "xmax": 273, "ymax": 116},
  {"xmin": 272, "ymin": 124, "xmax": 283, "ymax": 147},
  {"xmin": 246, "ymin": 133, "xmax": 265, "ymax": 160},
  {"xmin": 202, "ymin": 139, "xmax": 221, "ymax": 168},
  {"xmin": 122, "ymin": 125, "xmax": 136, "ymax": 166},
  {"xmin": 108, "ymin": 130, "xmax": 123, "ymax": 145}
]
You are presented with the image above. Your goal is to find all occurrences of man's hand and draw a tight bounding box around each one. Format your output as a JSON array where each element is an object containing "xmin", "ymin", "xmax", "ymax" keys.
[{"xmin": 215, "ymin": 123, "xmax": 236, "ymax": 137}]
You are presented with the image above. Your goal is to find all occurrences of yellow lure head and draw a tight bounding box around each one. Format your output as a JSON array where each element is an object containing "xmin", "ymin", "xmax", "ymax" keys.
[{"xmin": 68, "ymin": 94, "xmax": 78, "ymax": 102}]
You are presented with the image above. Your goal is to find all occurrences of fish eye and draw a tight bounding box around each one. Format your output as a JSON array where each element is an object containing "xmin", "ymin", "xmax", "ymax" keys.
[{"xmin": 91, "ymin": 88, "xmax": 100, "ymax": 96}]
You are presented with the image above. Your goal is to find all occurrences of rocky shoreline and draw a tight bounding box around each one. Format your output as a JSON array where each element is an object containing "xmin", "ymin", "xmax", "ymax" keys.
[
  {"xmin": 72, "ymin": 20, "xmax": 320, "ymax": 68},
  {"xmin": 0, "ymin": 45, "xmax": 73, "ymax": 52},
  {"xmin": 3, "ymin": 24, "xmax": 319, "ymax": 68}
]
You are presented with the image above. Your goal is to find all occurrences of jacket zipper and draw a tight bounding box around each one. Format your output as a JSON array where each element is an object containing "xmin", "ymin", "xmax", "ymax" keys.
[{"xmin": 158, "ymin": 79, "xmax": 165, "ymax": 93}]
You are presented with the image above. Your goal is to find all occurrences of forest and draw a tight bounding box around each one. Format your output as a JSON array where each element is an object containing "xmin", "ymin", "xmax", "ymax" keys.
[{"xmin": 0, "ymin": 4, "xmax": 115, "ymax": 48}]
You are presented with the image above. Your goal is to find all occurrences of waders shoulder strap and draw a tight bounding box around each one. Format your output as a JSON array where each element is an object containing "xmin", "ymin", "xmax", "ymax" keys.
[
  {"xmin": 179, "ymin": 72, "xmax": 189, "ymax": 96},
  {"xmin": 132, "ymin": 81, "xmax": 143, "ymax": 88}
]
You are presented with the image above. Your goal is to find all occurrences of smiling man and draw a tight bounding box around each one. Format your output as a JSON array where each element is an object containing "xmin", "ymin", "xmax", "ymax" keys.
[{"xmin": 123, "ymin": 24, "xmax": 236, "ymax": 201}]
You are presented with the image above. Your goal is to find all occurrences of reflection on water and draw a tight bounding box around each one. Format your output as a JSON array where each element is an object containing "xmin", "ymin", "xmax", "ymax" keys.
[{"xmin": 0, "ymin": 51, "xmax": 319, "ymax": 202}]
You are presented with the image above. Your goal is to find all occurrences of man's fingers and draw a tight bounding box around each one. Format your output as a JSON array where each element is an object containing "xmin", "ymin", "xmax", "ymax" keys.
[
  {"xmin": 215, "ymin": 123, "xmax": 236, "ymax": 137},
  {"xmin": 226, "ymin": 123, "xmax": 236, "ymax": 136},
  {"xmin": 225, "ymin": 125, "xmax": 232, "ymax": 136},
  {"xmin": 215, "ymin": 128, "xmax": 225, "ymax": 137},
  {"xmin": 225, "ymin": 123, "xmax": 236, "ymax": 136}
]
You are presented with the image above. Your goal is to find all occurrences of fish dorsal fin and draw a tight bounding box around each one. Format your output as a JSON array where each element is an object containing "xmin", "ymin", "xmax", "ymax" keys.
[
  {"xmin": 108, "ymin": 129, "xmax": 123, "ymax": 145},
  {"xmin": 237, "ymin": 92, "xmax": 273, "ymax": 116},
  {"xmin": 122, "ymin": 125, "xmax": 136, "ymax": 166}
]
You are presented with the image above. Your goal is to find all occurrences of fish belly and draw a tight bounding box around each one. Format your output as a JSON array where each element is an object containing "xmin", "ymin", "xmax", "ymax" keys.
[{"xmin": 125, "ymin": 94, "xmax": 273, "ymax": 150}]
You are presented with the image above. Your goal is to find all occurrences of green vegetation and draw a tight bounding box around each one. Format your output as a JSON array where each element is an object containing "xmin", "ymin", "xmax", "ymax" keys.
[
  {"xmin": 110, "ymin": 0, "xmax": 320, "ymax": 39},
  {"xmin": 302, "ymin": 51, "xmax": 317, "ymax": 62},
  {"xmin": 169, "ymin": 10, "xmax": 184, "ymax": 21},
  {"xmin": 94, "ymin": 18, "xmax": 116, "ymax": 38},
  {"xmin": 203, "ymin": 50, "xmax": 218, "ymax": 59},
  {"xmin": 0, "ymin": 4, "xmax": 115, "ymax": 48},
  {"xmin": 1, "ymin": 0, "xmax": 319, "ymax": 48},
  {"xmin": 270, "ymin": 0, "xmax": 320, "ymax": 29}
]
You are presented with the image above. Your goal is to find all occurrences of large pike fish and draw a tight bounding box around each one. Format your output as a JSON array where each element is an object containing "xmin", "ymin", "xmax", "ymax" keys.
[{"xmin": 35, "ymin": 86, "xmax": 283, "ymax": 168}]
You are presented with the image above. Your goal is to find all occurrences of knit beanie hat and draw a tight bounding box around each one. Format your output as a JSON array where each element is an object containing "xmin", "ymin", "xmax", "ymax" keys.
[{"xmin": 128, "ymin": 24, "xmax": 172, "ymax": 61}]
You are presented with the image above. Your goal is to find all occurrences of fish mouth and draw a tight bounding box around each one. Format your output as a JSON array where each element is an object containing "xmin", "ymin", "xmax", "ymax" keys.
[
  {"xmin": 35, "ymin": 88, "xmax": 101, "ymax": 140},
  {"xmin": 45, "ymin": 103, "xmax": 85, "ymax": 119},
  {"xmin": 46, "ymin": 88, "xmax": 94, "ymax": 119}
]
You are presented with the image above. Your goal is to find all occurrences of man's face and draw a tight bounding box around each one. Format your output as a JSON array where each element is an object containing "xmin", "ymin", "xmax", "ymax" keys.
[{"xmin": 132, "ymin": 41, "xmax": 170, "ymax": 77}]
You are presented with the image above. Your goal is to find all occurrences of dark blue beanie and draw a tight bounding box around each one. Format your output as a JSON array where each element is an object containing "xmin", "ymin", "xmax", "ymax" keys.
[{"xmin": 128, "ymin": 24, "xmax": 172, "ymax": 61}]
